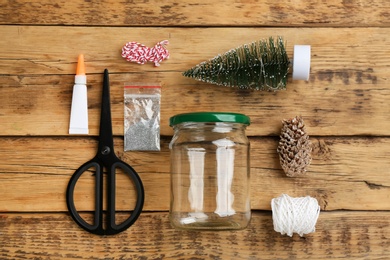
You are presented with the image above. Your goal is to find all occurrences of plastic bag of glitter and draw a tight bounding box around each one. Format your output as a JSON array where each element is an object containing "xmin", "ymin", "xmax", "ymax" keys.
[{"xmin": 124, "ymin": 84, "xmax": 161, "ymax": 151}]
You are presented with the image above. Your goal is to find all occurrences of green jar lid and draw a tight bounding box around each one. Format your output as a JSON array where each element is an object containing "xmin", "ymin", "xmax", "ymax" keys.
[{"xmin": 169, "ymin": 112, "xmax": 250, "ymax": 126}]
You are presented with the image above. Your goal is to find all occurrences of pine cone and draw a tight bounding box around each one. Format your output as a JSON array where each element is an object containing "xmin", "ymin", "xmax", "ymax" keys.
[{"xmin": 277, "ymin": 116, "xmax": 312, "ymax": 177}]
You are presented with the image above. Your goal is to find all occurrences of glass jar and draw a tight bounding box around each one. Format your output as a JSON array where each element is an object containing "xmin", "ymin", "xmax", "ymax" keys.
[{"xmin": 169, "ymin": 112, "xmax": 251, "ymax": 230}]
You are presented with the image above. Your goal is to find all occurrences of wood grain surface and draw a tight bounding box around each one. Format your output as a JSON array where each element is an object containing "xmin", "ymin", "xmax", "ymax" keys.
[
  {"xmin": 1, "ymin": 212, "xmax": 389, "ymax": 259},
  {"xmin": 1, "ymin": 1, "xmax": 389, "ymax": 259},
  {"xmin": 0, "ymin": 137, "xmax": 389, "ymax": 212},
  {"xmin": 1, "ymin": 0, "xmax": 390, "ymax": 27}
]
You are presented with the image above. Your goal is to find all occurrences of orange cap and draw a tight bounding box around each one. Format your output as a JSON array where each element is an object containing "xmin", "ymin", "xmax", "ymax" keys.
[{"xmin": 76, "ymin": 54, "xmax": 86, "ymax": 75}]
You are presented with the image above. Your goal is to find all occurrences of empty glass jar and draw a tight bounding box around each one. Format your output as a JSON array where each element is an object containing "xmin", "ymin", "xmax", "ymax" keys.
[{"xmin": 169, "ymin": 112, "xmax": 251, "ymax": 230}]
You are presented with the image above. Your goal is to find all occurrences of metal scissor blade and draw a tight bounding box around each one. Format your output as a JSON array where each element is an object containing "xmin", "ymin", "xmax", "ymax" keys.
[{"xmin": 98, "ymin": 69, "xmax": 114, "ymax": 154}]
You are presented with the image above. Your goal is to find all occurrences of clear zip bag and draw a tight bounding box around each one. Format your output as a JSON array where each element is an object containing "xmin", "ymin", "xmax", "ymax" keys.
[{"xmin": 124, "ymin": 84, "xmax": 161, "ymax": 151}]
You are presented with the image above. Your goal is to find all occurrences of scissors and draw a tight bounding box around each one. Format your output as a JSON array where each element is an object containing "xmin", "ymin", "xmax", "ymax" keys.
[{"xmin": 66, "ymin": 69, "xmax": 144, "ymax": 235}]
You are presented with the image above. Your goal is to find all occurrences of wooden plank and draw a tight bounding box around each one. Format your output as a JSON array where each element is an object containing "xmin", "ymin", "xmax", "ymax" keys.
[
  {"xmin": 1, "ymin": 136, "xmax": 389, "ymax": 212},
  {"xmin": 1, "ymin": 26, "xmax": 389, "ymax": 75},
  {"xmin": 1, "ymin": 26, "xmax": 389, "ymax": 136},
  {"xmin": 1, "ymin": 0, "xmax": 390, "ymax": 27},
  {"xmin": 0, "ymin": 211, "xmax": 389, "ymax": 259},
  {"xmin": 4, "ymin": 71, "xmax": 390, "ymax": 137}
]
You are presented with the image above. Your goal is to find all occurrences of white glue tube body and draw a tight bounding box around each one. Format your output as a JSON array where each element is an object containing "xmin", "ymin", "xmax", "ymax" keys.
[{"xmin": 69, "ymin": 54, "xmax": 89, "ymax": 134}]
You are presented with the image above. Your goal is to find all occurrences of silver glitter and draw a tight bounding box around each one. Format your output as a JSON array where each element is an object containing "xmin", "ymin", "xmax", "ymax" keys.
[{"xmin": 124, "ymin": 85, "xmax": 161, "ymax": 151}]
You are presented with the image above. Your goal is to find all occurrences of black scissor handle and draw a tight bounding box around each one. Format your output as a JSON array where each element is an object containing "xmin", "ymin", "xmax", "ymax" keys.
[
  {"xmin": 107, "ymin": 161, "xmax": 144, "ymax": 234},
  {"xmin": 66, "ymin": 159, "xmax": 144, "ymax": 235}
]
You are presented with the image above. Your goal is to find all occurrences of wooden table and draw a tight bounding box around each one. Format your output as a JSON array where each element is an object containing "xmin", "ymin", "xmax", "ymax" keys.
[{"xmin": 1, "ymin": 1, "xmax": 390, "ymax": 259}]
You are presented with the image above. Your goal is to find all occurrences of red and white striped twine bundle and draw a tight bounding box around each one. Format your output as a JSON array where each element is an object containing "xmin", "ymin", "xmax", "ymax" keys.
[{"xmin": 121, "ymin": 40, "xmax": 170, "ymax": 66}]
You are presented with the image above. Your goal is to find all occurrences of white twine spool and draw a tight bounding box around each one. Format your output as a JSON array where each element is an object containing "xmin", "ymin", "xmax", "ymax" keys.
[{"xmin": 271, "ymin": 194, "xmax": 320, "ymax": 237}]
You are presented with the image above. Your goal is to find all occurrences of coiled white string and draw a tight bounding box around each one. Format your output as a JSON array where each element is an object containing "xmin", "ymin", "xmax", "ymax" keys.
[{"xmin": 271, "ymin": 194, "xmax": 320, "ymax": 237}]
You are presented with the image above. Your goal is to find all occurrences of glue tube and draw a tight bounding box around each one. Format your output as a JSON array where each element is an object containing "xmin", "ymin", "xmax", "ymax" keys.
[{"xmin": 69, "ymin": 54, "xmax": 89, "ymax": 134}]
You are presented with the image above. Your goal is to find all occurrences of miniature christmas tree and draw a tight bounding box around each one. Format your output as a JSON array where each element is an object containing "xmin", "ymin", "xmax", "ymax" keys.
[{"xmin": 183, "ymin": 37, "xmax": 291, "ymax": 91}]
